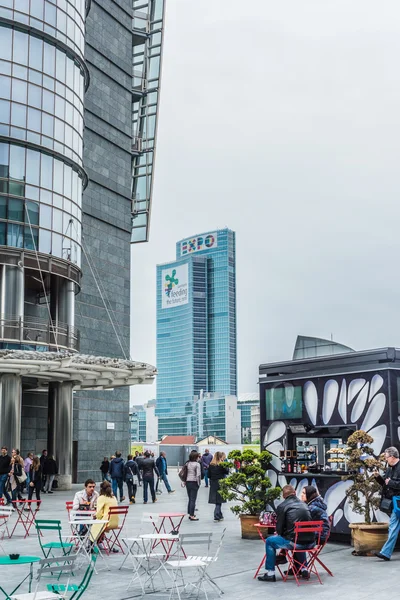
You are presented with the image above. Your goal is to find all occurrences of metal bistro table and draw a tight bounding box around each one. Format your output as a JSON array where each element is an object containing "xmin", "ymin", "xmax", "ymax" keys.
[
  {"xmin": 69, "ymin": 518, "xmax": 109, "ymax": 573},
  {"xmin": 151, "ymin": 513, "xmax": 186, "ymax": 558},
  {"xmin": 0, "ymin": 555, "xmax": 41, "ymax": 599}
]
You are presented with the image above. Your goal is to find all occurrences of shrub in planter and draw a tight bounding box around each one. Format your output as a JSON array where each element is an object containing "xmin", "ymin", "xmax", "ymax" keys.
[
  {"xmin": 218, "ymin": 449, "xmax": 281, "ymax": 539},
  {"xmin": 342, "ymin": 430, "xmax": 388, "ymax": 554}
]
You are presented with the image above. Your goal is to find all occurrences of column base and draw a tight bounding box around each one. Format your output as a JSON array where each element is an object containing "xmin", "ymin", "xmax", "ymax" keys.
[{"xmin": 56, "ymin": 474, "xmax": 72, "ymax": 491}]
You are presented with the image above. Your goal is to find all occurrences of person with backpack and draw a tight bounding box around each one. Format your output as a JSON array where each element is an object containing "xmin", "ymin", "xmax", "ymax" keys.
[
  {"xmin": 109, "ymin": 451, "xmax": 125, "ymax": 502},
  {"xmin": 100, "ymin": 457, "xmax": 110, "ymax": 482},
  {"xmin": 124, "ymin": 454, "xmax": 140, "ymax": 504}
]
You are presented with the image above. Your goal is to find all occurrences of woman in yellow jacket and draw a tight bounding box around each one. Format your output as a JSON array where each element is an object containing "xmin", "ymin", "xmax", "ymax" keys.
[{"xmin": 90, "ymin": 480, "xmax": 119, "ymax": 545}]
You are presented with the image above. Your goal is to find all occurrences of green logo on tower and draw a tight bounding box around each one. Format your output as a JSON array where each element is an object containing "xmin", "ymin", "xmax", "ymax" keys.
[
  {"xmin": 161, "ymin": 264, "xmax": 189, "ymax": 309},
  {"xmin": 165, "ymin": 270, "xmax": 179, "ymax": 297}
]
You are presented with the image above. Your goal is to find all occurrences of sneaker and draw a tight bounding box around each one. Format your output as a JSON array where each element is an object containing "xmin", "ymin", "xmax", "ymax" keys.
[
  {"xmin": 189, "ymin": 516, "xmax": 199, "ymax": 521},
  {"xmin": 48, "ymin": 491, "xmax": 54, "ymax": 494},
  {"xmin": 112, "ymin": 548, "xmax": 119, "ymax": 553},
  {"xmin": 143, "ymin": 501, "xmax": 147, "ymax": 504},
  {"xmin": 42, "ymin": 491, "xmax": 47, "ymax": 494},
  {"xmin": 214, "ymin": 519, "xmax": 220, "ymax": 522},
  {"xmin": 258, "ymin": 573, "xmax": 276, "ymax": 582},
  {"xmin": 152, "ymin": 498, "xmax": 157, "ymax": 503},
  {"xmin": 168, "ymin": 490, "xmax": 176, "ymax": 494},
  {"xmin": 121, "ymin": 496, "xmax": 125, "ymax": 502},
  {"xmin": 130, "ymin": 496, "xmax": 135, "ymax": 504},
  {"xmin": 301, "ymin": 570, "xmax": 310, "ymax": 580},
  {"xmin": 374, "ymin": 552, "xmax": 390, "ymax": 561}
]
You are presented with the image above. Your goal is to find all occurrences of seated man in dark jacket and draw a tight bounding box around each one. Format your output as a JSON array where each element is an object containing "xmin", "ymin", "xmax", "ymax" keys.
[{"xmin": 258, "ymin": 484, "xmax": 315, "ymax": 583}]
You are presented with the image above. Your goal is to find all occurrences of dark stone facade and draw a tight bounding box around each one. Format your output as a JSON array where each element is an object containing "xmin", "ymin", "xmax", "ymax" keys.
[{"xmin": 73, "ymin": 0, "xmax": 133, "ymax": 482}]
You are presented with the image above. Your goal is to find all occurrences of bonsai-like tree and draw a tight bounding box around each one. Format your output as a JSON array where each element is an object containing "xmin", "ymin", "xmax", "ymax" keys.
[
  {"xmin": 218, "ymin": 449, "xmax": 281, "ymax": 516},
  {"xmin": 342, "ymin": 430, "xmax": 386, "ymax": 525}
]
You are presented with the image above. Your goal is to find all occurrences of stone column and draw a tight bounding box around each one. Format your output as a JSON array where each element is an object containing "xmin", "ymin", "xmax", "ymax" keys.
[
  {"xmin": 0, "ymin": 374, "xmax": 22, "ymax": 451},
  {"xmin": 48, "ymin": 381, "xmax": 74, "ymax": 490}
]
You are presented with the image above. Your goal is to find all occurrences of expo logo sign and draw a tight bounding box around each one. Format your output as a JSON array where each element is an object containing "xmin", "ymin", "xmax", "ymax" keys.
[{"xmin": 181, "ymin": 233, "xmax": 217, "ymax": 255}]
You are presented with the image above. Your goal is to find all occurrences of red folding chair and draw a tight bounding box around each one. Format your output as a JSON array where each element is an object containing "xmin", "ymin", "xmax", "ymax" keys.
[
  {"xmin": 313, "ymin": 515, "xmax": 333, "ymax": 577},
  {"xmin": 103, "ymin": 506, "xmax": 129, "ymax": 554},
  {"xmin": 279, "ymin": 521, "xmax": 324, "ymax": 585},
  {"xmin": 9, "ymin": 500, "xmax": 41, "ymax": 538}
]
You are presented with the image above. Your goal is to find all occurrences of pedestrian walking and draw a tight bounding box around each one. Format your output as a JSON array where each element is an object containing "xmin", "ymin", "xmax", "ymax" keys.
[
  {"xmin": 124, "ymin": 454, "xmax": 140, "ymax": 503},
  {"xmin": 155, "ymin": 451, "xmax": 175, "ymax": 494},
  {"xmin": 109, "ymin": 451, "xmax": 125, "ymax": 502},
  {"xmin": 0, "ymin": 446, "xmax": 12, "ymax": 505},
  {"xmin": 43, "ymin": 455, "xmax": 58, "ymax": 493},
  {"xmin": 100, "ymin": 457, "xmax": 110, "ymax": 482},
  {"xmin": 208, "ymin": 451, "xmax": 229, "ymax": 522},
  {"xmin": 139, "ymin": 450, "xmax": 159, "ymax": 504},
  {"xmin": 28, "ymin": 456, "xmax": 42, "ymax": 502},
  {"xmin": 10, "ymin": 449, "xmax": 24, "ymax": 501},
  {"xmin": 201, "ymin": 449, "xmax": 213, "ymax": 488},
  {"xmin": 23, "ymin": 452, "xmax": 33, "ymax": 492},
  {"xmin": 186, "ymin": 450, "xmax": 201, "ymax": 521},
  {"xmin": 135, "ymin": 453, "xmax": 144, "ymax": 486},
  {"xmin": 39, "ymin": 450, "xmax": 48, "ymax": 491},
  {"xmin": 374, "ymin": 446, "xmax": 400, "ymax": 561}
]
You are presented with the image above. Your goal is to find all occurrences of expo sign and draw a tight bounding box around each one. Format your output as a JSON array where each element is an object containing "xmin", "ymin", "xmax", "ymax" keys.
[
  {"xmin": 162, "ymin": 263, "xmax": 189, "ymax": 309},
  {"xmin": 180, "ymin": 232, "xmax": 217, "ymax": 256}
]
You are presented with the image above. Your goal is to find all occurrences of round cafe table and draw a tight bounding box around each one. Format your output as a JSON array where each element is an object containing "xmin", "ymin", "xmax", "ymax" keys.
[{"xmin": 0, "ymin": 555, "xmax": 41, "ymax": 598}]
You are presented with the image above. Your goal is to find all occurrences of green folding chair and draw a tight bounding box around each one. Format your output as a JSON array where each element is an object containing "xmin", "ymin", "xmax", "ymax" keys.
[
  {"xmin": 35, "ymin": 520, "xmax": 75, "ymax": 559},
  {"xmin": 11, "ymin": 555, "xmax": 78, "ymax": 600},
  {"xmin": 47, "ymin": 549, "xmax": 98, "ymax": 600}
]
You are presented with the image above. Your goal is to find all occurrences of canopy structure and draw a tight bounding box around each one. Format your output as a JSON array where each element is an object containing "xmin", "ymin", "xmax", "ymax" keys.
[{"xmin": 0, "ymin": 349, "xmax": 156, "ymax": 390}]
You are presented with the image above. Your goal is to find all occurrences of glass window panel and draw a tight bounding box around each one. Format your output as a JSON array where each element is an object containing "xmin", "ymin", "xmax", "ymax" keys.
[
  {"xmin": 43, "ymin": 74, "xmax": 54, "ymax": 91},
  {"xmin": 13, "ymin": 65, "xmax": 27, "ymax": 80},
  {"xmin": 63, "ymin": 164, "xmax": 72, "ymax": 198},
  {"xmin": 40, "ymin": 153, "xmax": 53, "ymax": 189},
  {"xmin": 0, "ymin": 181, "xmax": 8, "ymax": 193},
  {"xmin": 55, "ymin": 95, "xmax": 64, "ymax": 119},
  {"xmin": 0, "ymin": 27, "xmax": 12, "ymax": 62},
  {"xmin": 43, "ymin": 43, "xmax": 55, "ymax": 76},
  {"xmin": 66, "ymin": 58, "xmax": 74, "ymax": 89},
  {"xmin": 28, "ymin": 69, "xmax": 42, "ymax": 85},
  {"xmin": 27, "ymin": 107, "xmax": 41, "ymax": 132},
  {"xmin": 66, "ymin": 15, "xmax": 74, "ymax": 41},
  {"xmin": 40, "ymin": 189, "xmax": 52, "ymax": 204},
  {"xmin": 24, "ymin": 226, "xmax": 38, "ymax": 250},
  {"xmin": 25, "ymin": 185, "xmax": 39, "ymax": 200},
  {"xmin": 52, "ymin": 232, "xmax": 62, "ymax": 256},
  {"xmin": 29, "ymin": 35, "xmax": 43, "ymax": 70},
  {"xmin": 0, "ymin": 196, "xmax": 6, "ymax": 219},
  {"xmin": 42, "ymin": 113, "xmax": 53, "ymax": 137},
  {"xmin": 12, "ymin": 80, "xmax": 27, "ymax": 103},
  {"xmin": 8, "ymin": 181, "xmax": 24, "ymax": 196},
  {"xmin": 65, "ymin": 101, "xmax": 73, "ymax": 124},
  {"xmin": 0, "ymin": 76, "xmax": 11, "ymax": 100},
  {"xmin": 26, "ymin": 149, "xmax": 40, "ymax": 185},
  {"xmin": 8, "ymin": 198, "xmax": 24, "ymax": 221},
  {"xmin": 55, "ymin": 50, "xmax": 66, "ymax": 82},
  {"xmin": 42, "ymin": 89, "xmax": 54, "ymax": 113},
  {"xmin": 26, "ymin": 201, "xmax": 39, "ymax": 226},
  {"xmin": 39, "ymin": 227, "xmax": 51, "ymax": 253},
  {"xmin": 0, "ymin": 100, "xmax": 10, "ymax": 125},
  {"xmin": 11, "ymin": 103, "xmax": 26, "ymax": 127},
  {"xmin": 28, "ymin": 84, "xmax": 41, "ymax": 109},
  {"xmin": 31, "ymin": 0, "xmax": 44, "ymax": 20},
  {"xmin": 64, "ymin": 124, "xmax": 72, "ymax": 148},
  {"xmin": 74, "ymin": 65, "xmax": 80, "ymax": 93},
  {"xmin": 58, "ymin": 9, "xmax": 66, "ymax": 34},
  {"xmin": 53, "ymin": 193, "xmax": 62, "ymax": 208},
  {"xmin": 0, "ymin": 222, "xmax": 6, "ymax": 245},
  {"xmin": 0, "ymin": 61, "xmax": 12, "ymax": 76},
  {"xmin": 13, "ymin": 30, "xmax": 29, "ymax": 65},
  {"xmin": 45, "ymin": 2, "xmax": 56, "ymax": 26},
  {"xmin": 53, "ymin": 160, "xmax": 63, "ymax": 195},
  {"xmin": 15, "ymin": 0, "xmax": 29, "ymax": 12},
  {"xmin": 54, "ymin": 118, "xmax": 64, "ymax": 142},
  {"xmin": 63, "ymin": 198, "xmax": 71, "ymax": 215},
  {"xmin": 39, "ymin": 203, "xmax": 52, "ymax": 227},
  {"xmin": 9, "ymin": 145, "xmax": 25, "ymax": 180},
  {"xmin": 0, "ymin": 142, "xmax": 8, "ymax": 176}
]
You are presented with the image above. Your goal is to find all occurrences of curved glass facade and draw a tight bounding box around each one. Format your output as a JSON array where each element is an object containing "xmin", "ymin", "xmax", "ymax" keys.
[
  {"xmin": 0, "ymin": 26, "xmax": 85, "ymax": 166},
  {"xmin": 0, "ymin": 0, "xmax": 85, "ymax": 59}
]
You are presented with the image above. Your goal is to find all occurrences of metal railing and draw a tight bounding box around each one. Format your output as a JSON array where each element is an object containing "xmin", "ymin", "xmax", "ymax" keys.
[{"xmin": 0, "ymin": 315, "xmax": 80, "ymax": 351}]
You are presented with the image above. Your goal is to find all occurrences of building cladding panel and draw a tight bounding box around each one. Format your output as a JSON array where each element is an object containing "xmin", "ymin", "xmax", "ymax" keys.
[
  {"xmin": 156, "ymin": 228, "xmax": 237, "ymax": 437},
  {"xmin": 73, "ymin": 0, "xmax": 133, "ymax": 481}
]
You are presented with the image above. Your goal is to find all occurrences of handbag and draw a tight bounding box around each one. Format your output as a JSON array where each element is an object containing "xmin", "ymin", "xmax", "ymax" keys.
[
  {"xmin": 178, "ymin": 463, "xmax": 188, "ymax": 485},
  {"xmin": 379, "ymin": 496, "xmax": 392, "ymax": 514},
  {"xmin": 259, "ymin": 510, "xmax": 277, "ymax": 527},
  {"xmin": 17, "ymin": 470, "xmax": 27, "ymax": 484}
]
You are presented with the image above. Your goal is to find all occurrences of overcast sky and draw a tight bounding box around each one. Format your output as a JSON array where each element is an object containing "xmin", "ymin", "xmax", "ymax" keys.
[{"xmin": 130, "ymin": 0, "xmax": 400, "ymax": 406}]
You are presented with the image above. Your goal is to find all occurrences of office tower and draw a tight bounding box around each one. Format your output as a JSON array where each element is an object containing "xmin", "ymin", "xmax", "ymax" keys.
[
  {"xmin": 0, "ymin": 0, "xmax": 163, "ymax": 484},
  {"xmin": 156, "ymin": 228, "xmax": 237, "ymax": 436}
]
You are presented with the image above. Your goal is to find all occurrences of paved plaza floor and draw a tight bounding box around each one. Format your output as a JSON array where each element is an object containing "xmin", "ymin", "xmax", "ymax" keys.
[{"xmin": 1, "ymin": 471, "xmax": 398, "ymax": 600}]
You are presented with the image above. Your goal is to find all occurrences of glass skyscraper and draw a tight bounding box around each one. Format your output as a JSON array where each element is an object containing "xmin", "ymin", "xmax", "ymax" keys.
[{"xmin": 156, "ymin": 228, "xmax": 237, "ymax": 436}]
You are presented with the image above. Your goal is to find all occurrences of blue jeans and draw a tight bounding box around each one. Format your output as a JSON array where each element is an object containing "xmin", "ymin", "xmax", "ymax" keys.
[
  {"xmin": 143, "ymin": 477, "xmax": 155, "ymax": 503},
  {"xmin": 161, "ymin": 472, "xmax": 171, "ymax": 492},
  {"xmin": 112, "ymin": 477, "xmax": 124, "ymax": 501},
  {"xmin": 101, "ymin": 472, "xmax": 111, "ymax": 482},
  {"xmin": 0, "ymin": 474, "xmax": 11, "ymax": 503},
  {"xmin": 265, "ymin": 535, "xmax": 315, "ymax": 571},
  {"xmin": 380, "ymin": 511, "xmax": 400, "ymax": 558},
  {"xmin": 204, "ymin": 469, "xmax": 209, "ymax": 487}
]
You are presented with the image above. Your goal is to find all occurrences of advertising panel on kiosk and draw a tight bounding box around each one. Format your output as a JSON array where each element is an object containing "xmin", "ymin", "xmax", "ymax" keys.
[{"xmin": 259, "ymin": 347, "xmax": 400, "ymax": 539}]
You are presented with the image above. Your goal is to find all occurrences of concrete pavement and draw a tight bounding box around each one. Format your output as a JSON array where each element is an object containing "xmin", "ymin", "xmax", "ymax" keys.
[{"xmin": 1, "ymin": 471, "xmax": 398, "ymax": 600}]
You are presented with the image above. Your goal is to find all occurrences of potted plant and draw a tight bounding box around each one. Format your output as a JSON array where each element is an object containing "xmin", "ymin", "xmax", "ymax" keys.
[
  {"xmin": 218, "ymin": 449, "xmax": 281, "ymax": 539},
  {"xmin": 342, "ymin": 430, "xmax": 388, "ymax": 555}
]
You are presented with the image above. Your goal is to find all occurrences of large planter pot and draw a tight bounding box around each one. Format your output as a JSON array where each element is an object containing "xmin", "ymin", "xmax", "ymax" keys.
[
  {"xmin": 239, "ymin": 514, "xmax": 260, "ymax": 539},
  {"xmin": 349, "ymin": 523, "xmax": 389, "ymax": 555}
]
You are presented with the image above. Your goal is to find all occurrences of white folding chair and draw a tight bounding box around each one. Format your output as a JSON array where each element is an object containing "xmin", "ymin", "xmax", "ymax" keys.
[
  {"xmin": 120, "ymin": 512, "xmax": 160, "ymax": 570},
  {"xmin": 185, "ymin": 528, "xmax": 226, "ymax": 596},
  {"xmin": 10, "ymin": 555, "xmax": 77, "ymax": 600},
  {"xmin": 163, "ymin": 532, "xmax": 213, "ymax": 600},
  {"xmin": 0, "ymin": 506, "xmax": 13, "ymax": 553}
]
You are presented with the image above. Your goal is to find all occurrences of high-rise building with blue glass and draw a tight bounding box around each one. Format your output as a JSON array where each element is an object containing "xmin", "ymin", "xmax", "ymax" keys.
[{"xmin": 156, "ymin": 228, "xmax": 237, "ymax": 436}]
